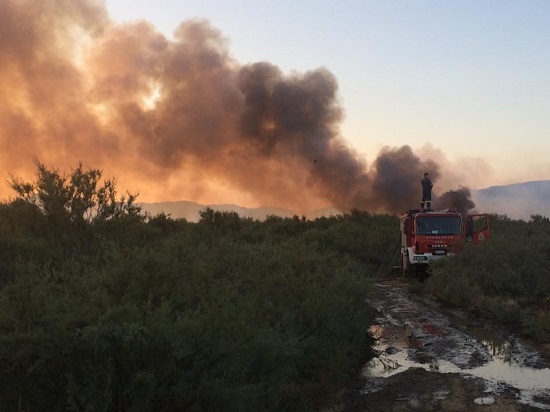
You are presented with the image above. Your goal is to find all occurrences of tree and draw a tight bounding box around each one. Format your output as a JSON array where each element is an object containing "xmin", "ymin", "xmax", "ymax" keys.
[
  {"xmin": 8, "ymin": 159, "xmax": 143, "ymax": 255},
  {"xmin": 9, "ymin": 158, "xmax": 142, "ymax": 226}
]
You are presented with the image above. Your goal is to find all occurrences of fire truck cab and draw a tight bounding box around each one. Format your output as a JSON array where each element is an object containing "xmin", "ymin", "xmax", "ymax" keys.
[{"xmin": 400, "ymin": 209, "xmax": 490, "ymax": 278}]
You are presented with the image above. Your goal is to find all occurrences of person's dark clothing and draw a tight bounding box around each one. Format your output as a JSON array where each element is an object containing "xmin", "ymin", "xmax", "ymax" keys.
[
  {"xmin": 421, "ymin": 176, "xmax": 433, "ymax": 201},
  {"xmin": 421, "ymin": 176, "xmax": 433, "ymax": 209}
]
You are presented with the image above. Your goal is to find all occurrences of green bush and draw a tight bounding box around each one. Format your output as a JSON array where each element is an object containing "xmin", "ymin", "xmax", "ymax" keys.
[
  {"xmin": 0, "ymin": 162, "xmax": 384, "ymax": 411},
  {"xmin": 425, "ymin": 214, "xmax": 550, "ymax": 342},
  {"xmin": 0, "ymin": 227, "xmax": 376, "ymax": 411}
]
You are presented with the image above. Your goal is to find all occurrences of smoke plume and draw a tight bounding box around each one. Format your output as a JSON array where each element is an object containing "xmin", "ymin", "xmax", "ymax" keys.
[
  {"xmin": 0, "ymin": 0, "xmax": 474, "ymax": 213},
  {"xmin": 434, "ymin": 187, "xmax": 476, "ymax": 213}
]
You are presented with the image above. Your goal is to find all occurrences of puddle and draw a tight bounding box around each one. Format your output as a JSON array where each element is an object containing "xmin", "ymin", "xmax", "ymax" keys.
[
  {"xmin": 467, "ymin": 335, "xmax": 550, "ymax": 410},
  {"xmin": 364, "ymin": 283, "xmax": 550, "ymax": 409}
]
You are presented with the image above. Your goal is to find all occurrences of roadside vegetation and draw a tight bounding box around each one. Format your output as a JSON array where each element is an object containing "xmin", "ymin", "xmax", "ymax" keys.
[
  {"xmin": 425, "ymin": 214, "xmax": 550, "ymax": 343},
  {"xmin": 1, "ymin": 160, "xmax": 548, "ymax": 411},
  {"xmin": 0, "ymin": 160, "xmax": 396, "ymax": 412}
]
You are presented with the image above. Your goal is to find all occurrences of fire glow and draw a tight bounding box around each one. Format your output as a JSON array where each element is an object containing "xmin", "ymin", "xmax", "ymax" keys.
[{"xmin": 0, "ymin": 0, "xmax": 473, "ymax": 213}]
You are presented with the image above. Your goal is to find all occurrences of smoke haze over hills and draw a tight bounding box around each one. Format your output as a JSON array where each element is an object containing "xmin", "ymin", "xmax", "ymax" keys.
[
  {"xmin": 139, "ymin": 180, "xmax": 550, "ymax": 222},
  {"xmin": 2, "ymin": 0, "xmax": 490, "ymax": 213},
  {"xmin": 472, "ymin": 180, "xmax": 550, "ymax": 220}
]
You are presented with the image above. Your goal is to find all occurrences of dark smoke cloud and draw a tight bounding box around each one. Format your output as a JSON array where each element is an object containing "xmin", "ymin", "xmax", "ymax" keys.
[
  {"xmin": 434, "ymin": 187, "xmax": 476, "ymax": 214},
  {"xmin": 370, "ymin": 146, "xmax": 441, "ymax": 212},
  {"xmin": 0, "ymin": 0, "xmax": 475, "ymax": 213}
]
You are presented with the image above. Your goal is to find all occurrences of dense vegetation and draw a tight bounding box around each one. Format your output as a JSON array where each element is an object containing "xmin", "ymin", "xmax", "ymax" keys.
[
  {"xmin": 1, "ymin": 161, "xmax": 548, "ymax": 411},
  {"xmin": 0, "ymin": 161, "xmax": 397, "ymax": 411},
  {"xmin": 426, "ymin": 214, "xmax": 550, "ymax": 342}
]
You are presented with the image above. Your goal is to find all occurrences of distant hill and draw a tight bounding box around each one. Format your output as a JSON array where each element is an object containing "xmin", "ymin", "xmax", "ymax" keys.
[
  {"xmin": 140, "ymin": 180, "xmax": 550, "ymax": 222},
  {"xmin": 472, "ymin": 180, "xmax": 550, "ymax": 220},
  {"xmin": 140, "ymin": 200, "xmax": 342, "ymax": 222}
]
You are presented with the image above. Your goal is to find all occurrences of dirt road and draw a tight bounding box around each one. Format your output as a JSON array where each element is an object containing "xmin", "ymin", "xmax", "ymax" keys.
[{"xmin": 337, "ymin": 279, "xmax": 550, "ymax": 411}]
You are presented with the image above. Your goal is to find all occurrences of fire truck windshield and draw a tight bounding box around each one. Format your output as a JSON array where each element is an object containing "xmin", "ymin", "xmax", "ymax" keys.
[{"xmin": 416, "ymin": 216, "xmax": 462, "ymax": 235}]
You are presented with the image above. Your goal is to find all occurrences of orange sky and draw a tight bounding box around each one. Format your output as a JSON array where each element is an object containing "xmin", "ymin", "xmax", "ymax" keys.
[{"xmin": 1, "ymin": 0, "xmax": 490, "ymax": 213}]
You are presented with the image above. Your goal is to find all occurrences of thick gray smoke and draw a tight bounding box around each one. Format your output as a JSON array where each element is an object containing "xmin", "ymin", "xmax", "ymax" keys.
[
  {"xmin": 434, "ymin": 187, "xmax": 476, "ymax": 213},
  {"xmin": 0, "ymin": 0, "xmax": 474, "ymax": 213}
]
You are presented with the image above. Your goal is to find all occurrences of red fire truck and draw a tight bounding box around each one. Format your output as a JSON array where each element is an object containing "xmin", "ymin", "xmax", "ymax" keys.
[{"xmin": 400, "ymin": 209, "xmax": 490, "ymax": 278}]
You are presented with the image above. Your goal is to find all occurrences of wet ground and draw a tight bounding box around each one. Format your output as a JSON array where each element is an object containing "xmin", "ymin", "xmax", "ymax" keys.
[{"xmin": 335, "ymin": 279, "xmax": 550, "ymax": 411}]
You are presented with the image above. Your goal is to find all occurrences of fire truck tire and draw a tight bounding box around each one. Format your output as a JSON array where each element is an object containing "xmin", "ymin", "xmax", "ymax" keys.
[{"xmin": 402, "ymin": 253, "xmax": 412, "ymax": 278}]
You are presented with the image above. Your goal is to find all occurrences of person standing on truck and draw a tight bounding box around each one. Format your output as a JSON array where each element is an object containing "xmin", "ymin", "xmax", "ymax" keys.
[{"xmin": 421, "ymin": 172, "xmax": 433, "ymax": 210}]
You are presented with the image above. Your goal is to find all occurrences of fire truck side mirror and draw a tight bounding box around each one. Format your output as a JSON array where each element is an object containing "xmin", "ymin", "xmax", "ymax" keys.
[{"xmin": 403, "ymin": 218, "xmax": 411, "ymax": 235}]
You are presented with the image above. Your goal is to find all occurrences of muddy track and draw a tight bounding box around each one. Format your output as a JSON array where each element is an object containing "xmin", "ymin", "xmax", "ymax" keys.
[{"xmin": 336, "ymin": 279, "xmax": 550, "ymax": 412}]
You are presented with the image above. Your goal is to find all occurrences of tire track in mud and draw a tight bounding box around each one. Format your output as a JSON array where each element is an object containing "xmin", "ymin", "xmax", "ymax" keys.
[{"xmin": 356, "ymin": 279, "xmax": 550, "ymax": 411}]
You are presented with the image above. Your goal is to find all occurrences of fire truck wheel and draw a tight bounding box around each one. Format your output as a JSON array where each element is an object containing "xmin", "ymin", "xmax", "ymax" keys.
[{"xmin": 402, "ymin": 254, "xmax": 412, "ymax": 278}]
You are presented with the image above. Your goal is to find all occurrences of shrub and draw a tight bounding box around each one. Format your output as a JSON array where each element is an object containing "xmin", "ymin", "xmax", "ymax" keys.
[
  {"xmin": 424, "ymin": 214, "xmax": 550, "ymax": 342},
  {"xmin": 0, "ymin": 192, "xmax": 379, "ymax": 410}
]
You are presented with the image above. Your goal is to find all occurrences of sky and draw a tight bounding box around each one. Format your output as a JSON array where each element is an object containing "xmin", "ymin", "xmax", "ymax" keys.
[
  {"xmin": 1, "ymin": 0, "xmax": 549, "ymax": 213},
  {"xmin": 105, "ymin": 0, "xmax": 550, "ymax": 186}
]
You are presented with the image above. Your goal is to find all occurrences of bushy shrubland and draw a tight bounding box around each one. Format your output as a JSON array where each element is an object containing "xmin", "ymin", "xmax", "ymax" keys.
[
  {"xmin": 426, "ymin": 214, "xmax": 550, "ymax": 342},
  {"xmin": 5, "ymin": 160, "xmax": 550, "ymax": 411},
  {"xmin": 0, "ymin": 161, "xmax": 391, "ymax": 411}
]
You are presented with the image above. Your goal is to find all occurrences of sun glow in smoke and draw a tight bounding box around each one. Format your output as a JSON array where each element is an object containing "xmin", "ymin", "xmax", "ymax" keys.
[
  {"xmin": 142, "ymin": 83, "xmax": 162, "ymax": 110},
  {"xmin": 0, "ymin": 0, "xmax": 475, "ymax": 213}
]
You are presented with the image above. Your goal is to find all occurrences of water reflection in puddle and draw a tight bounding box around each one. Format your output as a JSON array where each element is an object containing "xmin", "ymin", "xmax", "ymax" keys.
[{"xmin": 364, "ymin": 322, "xmax": 550, "ymax": 409}]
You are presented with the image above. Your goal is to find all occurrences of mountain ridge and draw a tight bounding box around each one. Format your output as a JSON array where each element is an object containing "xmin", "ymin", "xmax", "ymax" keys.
[
  {"xmin": 140, "ymin": 180, "xmax": 550, "ymax": 222},
  {"xmin": 140, "ymin": 200, "xmax": 342, "ymax": 222},
  {"xmin": 472, "ymin": 180, "xmax": 550, "ymax": 220}
]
